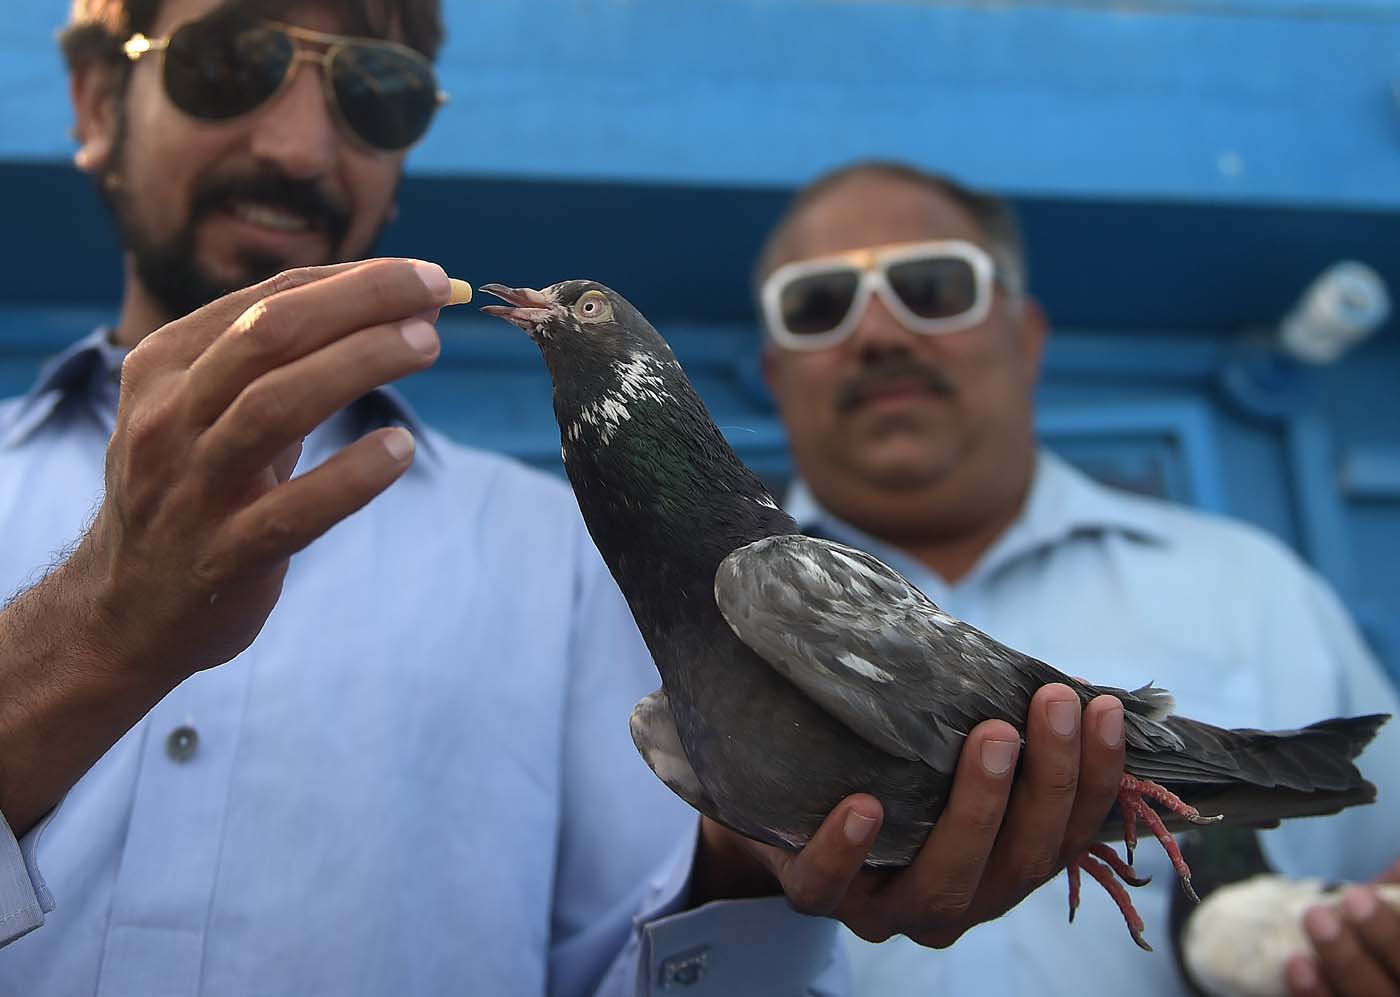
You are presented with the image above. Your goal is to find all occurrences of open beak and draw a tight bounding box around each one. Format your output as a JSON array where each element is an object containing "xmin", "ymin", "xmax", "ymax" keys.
[{"xmin": 479, "ymin": 284, "xmax": 562, "ymax": 331}]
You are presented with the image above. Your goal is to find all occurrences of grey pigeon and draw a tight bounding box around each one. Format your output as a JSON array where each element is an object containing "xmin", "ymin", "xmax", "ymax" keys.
[{"xmin": 481, "ymin": 280, "xmax": 1389, "ymax": 950}]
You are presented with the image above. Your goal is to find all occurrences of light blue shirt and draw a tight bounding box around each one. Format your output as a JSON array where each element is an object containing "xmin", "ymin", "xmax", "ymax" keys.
[
  {"xmin": 788, "ymin": 453, "xmax": 1400, "ymax": 996},
  {"xmin": 0, "ymin": 330, "xmax": 844, "ymax": 996}
]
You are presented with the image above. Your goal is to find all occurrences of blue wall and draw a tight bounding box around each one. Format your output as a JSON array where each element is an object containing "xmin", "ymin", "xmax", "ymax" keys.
[
  {"xmin": 1, "ymin": 0, "xmax": 1397, "ymax": 684},
  {"xmin": 7, "ymin": 0, "xmax": 1400, "ymax": 207}
]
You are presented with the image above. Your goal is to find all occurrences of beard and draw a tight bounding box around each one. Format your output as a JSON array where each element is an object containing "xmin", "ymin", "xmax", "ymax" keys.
[{"xmin": 97, "ymin": 112, "xmax": 374, "ymax": 323}]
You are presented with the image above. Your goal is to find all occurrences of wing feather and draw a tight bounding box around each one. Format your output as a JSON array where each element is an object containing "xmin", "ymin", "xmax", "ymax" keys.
[{"xmin": 715, "ymin": 534, "xmax": 1184, "ymax": 771}]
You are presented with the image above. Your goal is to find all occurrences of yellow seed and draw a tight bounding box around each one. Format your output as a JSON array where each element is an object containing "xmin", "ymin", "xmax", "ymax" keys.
[{"xmin": 448, "ymin": 278, "xmax": 473, "ymax": 305}]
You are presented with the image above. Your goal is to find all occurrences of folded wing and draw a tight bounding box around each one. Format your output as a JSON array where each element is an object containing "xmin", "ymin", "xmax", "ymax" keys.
[{"xmin": 714, "ymin": 534, "xmax": 1185, "ymax": 773}]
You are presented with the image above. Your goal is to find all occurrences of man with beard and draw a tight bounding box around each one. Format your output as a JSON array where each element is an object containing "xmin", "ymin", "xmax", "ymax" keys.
[
  {"xmin": 0, "ymin": 4, "xmax": 1129, "ymax": 994},
  {"xmin": 754, "ymin": 160, "xmax": 1400, "ymax": 997}
]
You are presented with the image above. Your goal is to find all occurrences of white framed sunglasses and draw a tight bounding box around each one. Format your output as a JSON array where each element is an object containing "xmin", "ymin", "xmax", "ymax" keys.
[{"xmin": 760, "ymin": 239, "xmax": 998, "ymax": 351}]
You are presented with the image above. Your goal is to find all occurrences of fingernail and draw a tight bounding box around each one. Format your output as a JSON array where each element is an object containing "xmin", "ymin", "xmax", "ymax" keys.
[
  {"xmin": 843, "ymin": 809, "xmax": 878, "ymax": 846},
  {"xmin": 1048, "ymin": 699, "xmax": 1078, "ymax": 738},
  {"xmin": 1304, "ymin": 904, "xmax": 1342, "ymax": 943},
  {"xmin": 981, "ymin": 739, "xmax": 1018, "ymax": 775},
  {"xmin": 1099, "ymin": 705, "xmax": 1123, "ymax": 749},
  {"xmin": 413, "ymin": 261, "xmax": 450, "ymax": 300},
  {"xmin": 1285, "ymin": 957, "xmax": 1318, "ymax": 991},
  {"xmin": 382, "ymin": 427, "xmax": 415, "ymax": 462},
  {"xmin": 400, "ymin": 319, "xmax": 438, "ymax": 355},
  {"xmin": 1342, "ymin": 887, "xmax": 1377, "ymax": 923}
]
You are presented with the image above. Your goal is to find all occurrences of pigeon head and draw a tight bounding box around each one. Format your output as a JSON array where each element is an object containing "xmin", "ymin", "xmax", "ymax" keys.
[
  {"xmin": 481, "ymin": 278, "xmax": 693, "ymax": 451},
  {"xmin": 485, "ymin": 275, "xmax": 722, "ymax": 494},
  {"xmin": 480, "ymin": 280, "xmax": 664, "ymax": 365},
  {"xmin": 480, "ymin": 278, "xmax": 693, "ymax": 455}
]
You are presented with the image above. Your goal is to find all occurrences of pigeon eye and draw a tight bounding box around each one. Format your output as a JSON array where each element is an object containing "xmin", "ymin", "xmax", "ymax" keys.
[{"xmin": 575, "ymin": 290, "xmax": 612, "ymax": 323}]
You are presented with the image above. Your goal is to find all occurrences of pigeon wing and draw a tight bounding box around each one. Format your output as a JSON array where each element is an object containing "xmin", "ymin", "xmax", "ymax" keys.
[{"xmin": 714, "ymin": 534, "xmax": 1119, "ymax": 772}]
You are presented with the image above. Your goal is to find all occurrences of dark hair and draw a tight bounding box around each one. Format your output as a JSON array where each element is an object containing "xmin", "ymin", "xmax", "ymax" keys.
[
  {"xmin": 59, "ymin": 0, "xmax": 445, "ymax": 76},
  {"xmin": 753, "ymin": 160, "xmax": 1027, "ymax": 299}
]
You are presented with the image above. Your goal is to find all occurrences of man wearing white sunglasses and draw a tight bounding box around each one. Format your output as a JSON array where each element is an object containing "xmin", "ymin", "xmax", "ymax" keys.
[{"xmin": 755, "ymin": 161, "xmax": 1400, "ymax": 997}]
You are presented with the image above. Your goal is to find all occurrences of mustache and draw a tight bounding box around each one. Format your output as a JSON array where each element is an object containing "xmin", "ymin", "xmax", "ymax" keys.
[
  {"xmin": 189, "ymin": 166, "xmax": 352, "ymax": 248},
  {"xmin": 835, "ymin": 357, "xmax": 957, "ymax": 412}
]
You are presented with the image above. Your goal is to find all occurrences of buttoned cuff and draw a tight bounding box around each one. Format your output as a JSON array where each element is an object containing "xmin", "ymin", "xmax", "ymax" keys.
[
  {"xmin": 0, "ymin": 806, "xmax": 57, "ymax": 947},
  {"xmin": 600, "ymin": 823, "xmax": 847, "ymax": 996}
]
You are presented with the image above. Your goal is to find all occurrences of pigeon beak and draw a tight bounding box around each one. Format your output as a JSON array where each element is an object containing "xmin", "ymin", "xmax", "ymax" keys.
[{"xmin": 479, "ymin": 284, "xmax": 562, "ymax": 332}]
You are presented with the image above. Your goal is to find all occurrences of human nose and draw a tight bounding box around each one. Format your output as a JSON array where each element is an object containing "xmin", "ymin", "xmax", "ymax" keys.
[
  {"xmin": 247, "ymin": 59, "xmax": 337, "ymax": 179},
  {"xmin": 847, "ymin": 284, "xmax": 920, "ymax": 361}
]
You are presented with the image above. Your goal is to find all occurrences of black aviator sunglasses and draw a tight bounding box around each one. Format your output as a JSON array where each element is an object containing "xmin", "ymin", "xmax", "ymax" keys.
[{"xmin": 124, "ymin": 13, "xmax": 448, "ymax": 152}]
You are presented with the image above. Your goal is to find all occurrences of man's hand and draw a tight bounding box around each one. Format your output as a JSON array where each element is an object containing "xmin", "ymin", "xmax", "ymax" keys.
[
  {"xmin": 82, "ymin": 258, "xmax": 448, "ymax": 674},
  {"xmin": 0, "ymin": 259, "xmax": 451, "ymax": 834},
  {"xmin": 1286, "ymin": 858, "xmax": 1400, "ymax": 997},
  {"xmin": 693, "ymin": 685, "xmax": 1126, "ymax": 947}
]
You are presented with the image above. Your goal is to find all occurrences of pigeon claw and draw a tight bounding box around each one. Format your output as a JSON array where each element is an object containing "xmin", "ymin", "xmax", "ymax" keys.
[
  {"xmin": 1067, "ymin": 860, "xmax": 1080, "ymax": 923},
  {"xmin": 1119, "ymin": 773, "xmax": 1214, "ymax": 904},
  {"xmin": 1062, "ymin": 774, "xmax": 1221, "ymax": 950},
  {"xmin": 1088, "ymin": 841, "xmax": 1152, "ymax": 888},
  {"xmin": 1068, "ymin": 850, "xmax": 1154, "ymax": 952},
  {"xmin": 1122, "ymin": 806, "xmax": 1138, "ymax": 866}
]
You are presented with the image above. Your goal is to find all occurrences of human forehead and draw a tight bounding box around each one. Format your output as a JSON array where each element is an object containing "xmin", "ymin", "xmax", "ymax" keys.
[
  {"xmin": 771, "ymin": 176, "xmax": 992, "ymax": 271},
  {"xmin": 149, "ymin": 0, "xmax": 404, "ymax": 43}
]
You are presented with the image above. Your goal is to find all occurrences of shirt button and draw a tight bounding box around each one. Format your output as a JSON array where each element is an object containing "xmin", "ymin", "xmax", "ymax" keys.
[
  {"xmin": 659, "ymin": 946, "xmax": 710, "ymax": 988},
  {"xmin": 165, "ymin": 725, "xmax": 199, "ymax": 762}
]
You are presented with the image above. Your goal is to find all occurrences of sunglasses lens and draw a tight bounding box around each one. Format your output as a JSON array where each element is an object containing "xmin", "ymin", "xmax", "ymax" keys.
[
  {"xmin": 331, "ymin": 44, "xmax": 438, "ymax": 150},
  {"xmin": 779, "ymin": 269, "xmax": 861, "ymax": 338},
  {"xmin": 886, "ymin": 256, "xmax": 978, "ymax": 322},
  {"xmin": 164, "ymin": 16, "xmax": 293, "ymax": 120}
]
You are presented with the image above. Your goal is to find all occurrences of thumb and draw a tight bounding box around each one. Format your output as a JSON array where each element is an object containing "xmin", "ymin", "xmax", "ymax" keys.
[{"xmin": 775, "ymin": 794, "xmax": 883, "ymax": 917}]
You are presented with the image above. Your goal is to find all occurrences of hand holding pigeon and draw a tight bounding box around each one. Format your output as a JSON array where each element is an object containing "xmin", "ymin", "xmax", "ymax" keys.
[{"xmin": 689, "ymin": 683, "xmax": 1128, "ymax": 949}]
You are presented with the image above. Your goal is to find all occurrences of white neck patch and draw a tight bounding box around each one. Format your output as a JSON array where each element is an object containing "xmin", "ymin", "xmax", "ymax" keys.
[{"xmin": 566, "ymin": 351, "xmax": 672, "ymax": 446}]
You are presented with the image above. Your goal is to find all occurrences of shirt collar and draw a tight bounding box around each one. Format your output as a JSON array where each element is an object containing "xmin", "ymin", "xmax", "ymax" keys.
[
  {"xmin": 984, "ymin": 449, "xmax": 1168, "ymax": 568},
  {"xmin": 1, "ymin": 328, "xmax": 440, "ymax": 463},
  {"xmin": 0, "ymin": 328, "xmax": 116, "ymax": 448},
  {"xmin": 786, "ymin": 449, "xmax": 1169, "ymax": 586}
]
